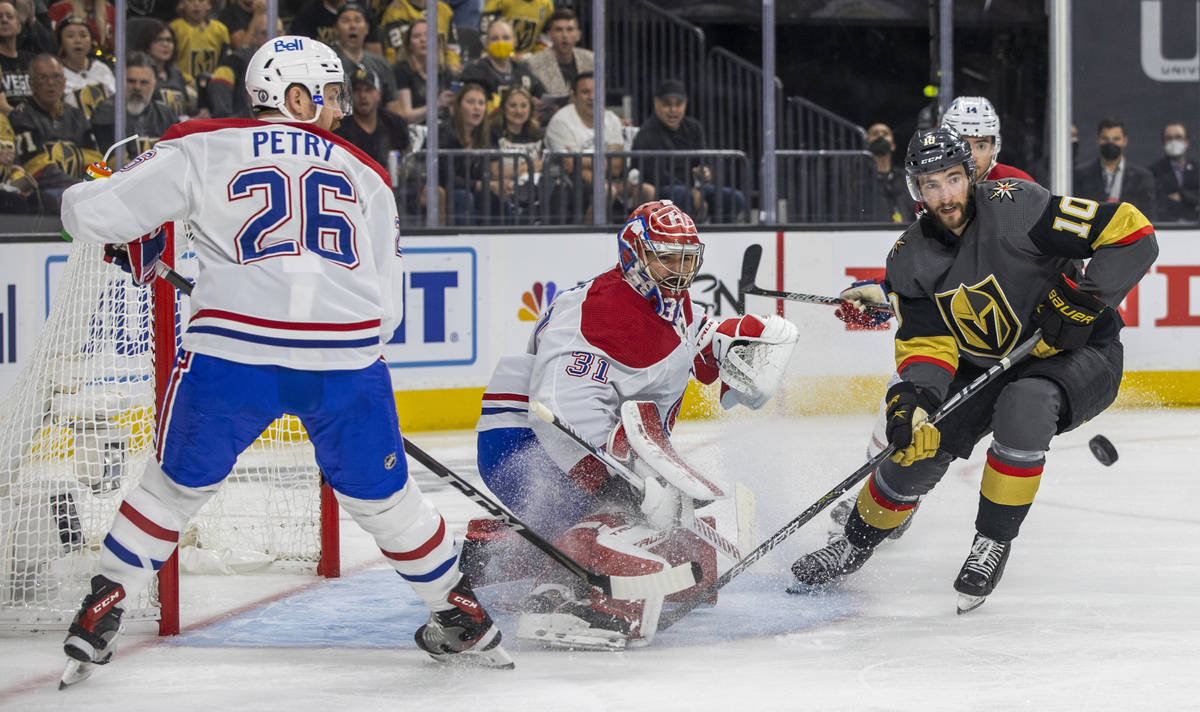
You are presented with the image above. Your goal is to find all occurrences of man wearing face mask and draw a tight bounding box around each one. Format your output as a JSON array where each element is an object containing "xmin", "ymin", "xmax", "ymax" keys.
[
  {"xmin": 460, "ymin": 17, "xmax": 544, "ymax": 110},
  {"xmin": 1148, "ymin": 121, "xmax": 1199, "ymax": 223},
  {"xmin": 865, "ymin": 122, "xmax": 916, "ymax": 223},
  {"xmin": 1073, "ymin": 118, "xmax": 1156, "ymax": 219}
]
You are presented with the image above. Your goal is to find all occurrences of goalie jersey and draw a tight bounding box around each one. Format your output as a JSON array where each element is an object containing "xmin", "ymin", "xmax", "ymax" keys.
[
  {"xmin": 59, "ymin": 118, "xmax": 404, "ymax": 371},
  {"xmin": 887, "ymin": 178, "xmax": 1158, "ymax": 399},
  {"xmin": 476, "ymin": 267, "xmax": 718, "ymax": 477}
]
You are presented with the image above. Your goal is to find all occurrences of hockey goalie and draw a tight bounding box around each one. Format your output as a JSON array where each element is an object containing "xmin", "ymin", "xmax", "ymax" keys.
[{"xmin": 473, "ymin": 201, "xmax": 799, "ymax": 649}]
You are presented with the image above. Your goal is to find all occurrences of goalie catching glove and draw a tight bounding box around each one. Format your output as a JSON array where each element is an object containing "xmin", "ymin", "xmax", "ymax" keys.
[
  {"xmin": 697, "ymin": 314, "xmax": 799, "ymax": 409},
  {"xmin": 834, "ymin": 279, "xmax": 892, "ymax": 328},
  {"xmin": 1032, "ymin": 273, "xmax": 1107, "ymax": 358},
  {"xmin": 884, "ymin": 381, "xmax": 941, "ymax": 466}
]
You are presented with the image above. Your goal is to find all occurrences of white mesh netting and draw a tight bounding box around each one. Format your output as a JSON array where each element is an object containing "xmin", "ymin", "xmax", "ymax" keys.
[{"xmin": 0, "ymin": 233, "xmax": 325, "ymax": 631}]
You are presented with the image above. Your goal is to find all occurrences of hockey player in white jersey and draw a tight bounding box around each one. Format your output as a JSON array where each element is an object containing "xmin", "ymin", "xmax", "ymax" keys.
[
  {"xmin": 473, "ymin": 200, "xmax": 799, "ymax": 649},
  {"xmin": 56, "ymin": 36, "xmax": 511, "ymax": 686}
]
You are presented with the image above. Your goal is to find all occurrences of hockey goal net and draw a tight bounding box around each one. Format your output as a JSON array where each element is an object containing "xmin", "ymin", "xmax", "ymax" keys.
[{"xmin": 0, "ymin": 224, "xmax": 338, "ymax": 635}]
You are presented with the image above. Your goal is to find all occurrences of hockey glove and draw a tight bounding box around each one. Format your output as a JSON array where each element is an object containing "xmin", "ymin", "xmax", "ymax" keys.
[
  {"xmin": 696, "ymin": 314, "xmax": 800, "ymax": 409},
  {"xmin": 884, "ymin": 381, "xmax": 941, "ymax": 467},
  {"xmin": 104, "ymin": 227, "xmax": 166, "ymax": 286},
  {"xmin": 1032, "ymin": 273, "xmax": 1107, "ymax": 357},
  {"xmin": 834, "ymin": 279, "xmax": 892, "ymax": 328}
]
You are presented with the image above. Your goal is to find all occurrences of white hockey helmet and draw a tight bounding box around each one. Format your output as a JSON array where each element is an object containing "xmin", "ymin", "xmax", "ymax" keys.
[
  {"xmin": 245, "ymin": 35, "xmax": 350, "ymax": 123},
  {"xmin": 941, "ymin": 96, "xmax": 1002, "ymax": 157}
]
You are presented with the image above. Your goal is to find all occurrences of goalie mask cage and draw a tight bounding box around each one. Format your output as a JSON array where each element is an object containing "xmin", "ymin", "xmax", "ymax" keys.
[{"xmin": 0, "ymin": 224, "xmax": 339, "ymax": 636}]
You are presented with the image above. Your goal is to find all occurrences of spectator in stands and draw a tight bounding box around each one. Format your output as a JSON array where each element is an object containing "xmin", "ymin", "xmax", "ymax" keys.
[
  {"xmin": 47, "ymin": 0, "xmax": 113, "ymax": 55},
  {"xmin": 0, "ymin": 0, "xmax": 36, "ymax": 112},
  {"xmin": 58, "ymin": 15, "xmax": 114, "ymax": 119},
  {"xmin": 1073, "ymin": 118, "xmax": 1156, "ymax": 218},
  {"xmin": 9, "ymin": 53, "xmax": 101, "ymax": 211},
  {"xmin": 864, "ymin": 122, "xmax": 915, "ymax": 223},
  {"xmin": 332, "ymin": 4, "xmax": 398, "ymax": 111},
  {"xmin": 169, "ymin": 0, "xmax": 229, "ymax": 112},
  {"xmin": 392, "ymin": 19, "xmax": 454, "ymax": 124},
  {"xmin": 445, "ymin": 0, "xmax": 481, "ymax": 62},
  {"xmin": 544, "ymin": 71, "xmax": 652, "ymax": 223},
  {"xmin": 460, "ymin": 18, "xmax": 544, "ymax": 112},
  {"xmin": 526, "ymin": 9, "xmax": 591, "ymax": 119},
  {"xmin": 334, "ymin": 64, "xmax": 409, "ymax": 170},
  {"xmin": 135, "ymin": 19, "xmax": 199, "ymax": 117},
  {"xmin": 91, "ymin": 52, "xmax": 178, "ymax": 155},
  {"xmin": 291, "ymin": 0, "xmax": 371, "ymax": 49},
  {"xmin": 379, "ymin": 0, "xmax": 460, "ymax": 70},
  {"xmin": 0, "ymin": 114, "xmax": 36, "ymax": 212},
  {"xmin": 489, "ymin": 85, "xmax": 541, "ymax": 217},
  {"xmin": 14, "ymin": 0, "xmax": 55, "ymax": 56},
  {"xmin": 941, "ymin": 96, "xmax": 1034, "ymax": 182},
  {"xmin": 632, "ymin": 78, "xmax": 745, "ymax": 223},
  {"xmin": 480, "ymin": 0, "xmax": 551, "ymax": 61},
  {"xmin": 208, "ymin": 12, "xmax": 278, "ymax": 118},
  {"xmin": 1149, "ymin": 120, "xmax": 1199, "ymax": 223},
  {"xmin": 220, "ymin": 0, "xmax": 256, "ymax": 48},
  {"xmin": 437, "ymin": 80, "xmax": 502, "ymax": 224}
]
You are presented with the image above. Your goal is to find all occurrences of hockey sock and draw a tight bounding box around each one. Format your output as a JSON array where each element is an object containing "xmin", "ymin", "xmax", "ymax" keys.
[
  {"xmin": 337, "ymin": 482, "xmax": 459, "ymax": 610},
  {"xmin": 976, "ymin": 444, "xmax": 1044, "ymax": 541},
  {"xmin": 98, "ymin": 463, "xmax": 216, "ymax": 602},
  {"xmin": 845, "ymin": 473, "xmax": 917, "ymax": 549}
]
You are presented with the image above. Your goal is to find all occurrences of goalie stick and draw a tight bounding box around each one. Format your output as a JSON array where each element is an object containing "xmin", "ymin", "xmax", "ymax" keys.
[
  {"xmin": 656, "ymin": 329, "xmax": 1044, "ymax": 631},
  {"xmin": 402, "ymin": 438, "xmax": 701, "ymax": 600},
  {"xmin": 529, "ymin": 400, "xmax": 748, "ymax": 563},
  {"xmin": 738, "ymin": 243, "xmax": 893, "ymax": 316}
]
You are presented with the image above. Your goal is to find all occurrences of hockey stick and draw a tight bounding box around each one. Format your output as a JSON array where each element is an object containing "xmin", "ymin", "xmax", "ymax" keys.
[
  {"xmin": 59, "ymin": 230, "xmax": 195, "ymax": 296},
  {"xmin": 738, "ymin": 243, "xmax": 893, "ymax": 316},
  {"xmin": 529, "ymin": 400, "xmax": 747, "ymax": 563},
  {"xmin": 656, "ymin": 329, "xmax": 1044, "ymax": 631},
  {"xmin": 401, "ymin": 438, "xmax": 701, "ymax": 600}
]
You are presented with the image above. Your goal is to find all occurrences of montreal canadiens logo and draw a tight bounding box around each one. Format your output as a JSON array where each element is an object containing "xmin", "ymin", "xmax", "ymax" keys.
[{"xmin": 120, "ymin": 149, "xmax": 157, "ymax": 172}]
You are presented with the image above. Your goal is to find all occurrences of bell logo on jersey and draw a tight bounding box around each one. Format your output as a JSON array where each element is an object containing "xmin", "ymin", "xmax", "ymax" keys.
[
  {"xmin": 934, "ymin": 275, "xmax": 1022, "ymax": 359},
  {"xmin": 518, "ymin": 281, "xmax": 558, "ymax": 321}
]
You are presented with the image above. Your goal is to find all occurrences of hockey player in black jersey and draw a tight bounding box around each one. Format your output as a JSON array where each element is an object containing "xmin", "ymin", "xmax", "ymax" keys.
[{"xmin": 789, "ymin": 126, "xmax": 1158, "ymax": 613}]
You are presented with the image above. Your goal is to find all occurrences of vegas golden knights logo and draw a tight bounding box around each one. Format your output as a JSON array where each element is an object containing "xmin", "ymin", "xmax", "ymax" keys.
[{"xmin": 934, "ymin": 275, "xmax": 1022, "ymax": 358}]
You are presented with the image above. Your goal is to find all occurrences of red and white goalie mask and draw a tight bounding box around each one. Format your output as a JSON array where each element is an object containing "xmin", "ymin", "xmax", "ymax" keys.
[{"xmin": 617, "ymin": 201, "xmax": 704, "ymax": 323}]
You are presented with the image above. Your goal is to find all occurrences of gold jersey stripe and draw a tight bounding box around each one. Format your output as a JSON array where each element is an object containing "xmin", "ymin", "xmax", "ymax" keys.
[
  {"xmin": 895, "ymin": 335, "xmax": 959, "ymax": 374},
  {"xmin": 1092, "ymin": 202, "xmax": 1153, "ymax": 250}
]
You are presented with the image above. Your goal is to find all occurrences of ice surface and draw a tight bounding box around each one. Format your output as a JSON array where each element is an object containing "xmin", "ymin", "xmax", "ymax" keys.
[{"xmin": 2, "ymin": 409, "xmax": 1198, "ymax": 711}]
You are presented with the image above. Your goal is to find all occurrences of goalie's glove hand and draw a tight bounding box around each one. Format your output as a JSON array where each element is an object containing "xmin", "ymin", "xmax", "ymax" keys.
[
  {"xmin": 697, "ymin": 314, "xmax": 799, "ymax": 409},
  {"xmin": 103, "ymin": 227, "xmax": 166, "ymax": 286},
  {"xmin": 1032, "ymin": 273, "xmax": 1106, "ymax": 358},
  {"xmin": 884, "ymin": 381, "xmax": 941, "ymax": 467},
  {"xmin": 834, "ymin": 279, "xmax": 891, "ymax": 328}
]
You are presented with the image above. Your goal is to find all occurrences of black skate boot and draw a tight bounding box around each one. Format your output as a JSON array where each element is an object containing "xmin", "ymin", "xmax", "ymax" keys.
[
  {"xmin": 415, "ymin": 577, "xmax": 514, "ymax": 669},
  {"xmin": 829, "ymin": 498, "xmax": 919, "ymax": 542},
  {"xmin": 60, "ymin": 575, "xmax": 126, "ymax": 688},
  {"xmin": 954, "ymin": 532, "xmax": 1012, "ymax": 614},
  {"xmin": 787, "ymin": 535, "xmax": 874, "ymax": 592}
]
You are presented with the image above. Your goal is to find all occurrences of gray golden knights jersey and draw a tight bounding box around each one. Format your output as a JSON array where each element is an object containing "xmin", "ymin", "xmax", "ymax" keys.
[{"xmin": 885, "ymin": 178, "xmax": 1158, "ymax": 397}]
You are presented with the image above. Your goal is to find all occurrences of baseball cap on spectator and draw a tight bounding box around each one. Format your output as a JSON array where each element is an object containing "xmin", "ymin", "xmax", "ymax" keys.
[
  {"xmin": 654, "ymin": 79, "xmax": 687, "ymax": 101},
  {"xmin": 337, "ymin": 3, "xmax": 367, "ymax": 19},
  {"xmin": 350, "ymin": 65, "xmax": 381, "ymax": 92}
]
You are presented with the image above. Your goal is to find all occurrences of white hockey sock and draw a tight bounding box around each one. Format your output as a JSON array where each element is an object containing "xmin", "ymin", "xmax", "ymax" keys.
[{"xmin": 337, "ymin": 481, "xmax": 459, "ymax": 610}]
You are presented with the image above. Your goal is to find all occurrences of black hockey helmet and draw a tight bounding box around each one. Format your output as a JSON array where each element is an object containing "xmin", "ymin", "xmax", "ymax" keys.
[{"xmin": 904, "ymin": 126, "xmax": 977, "ymax": 201}]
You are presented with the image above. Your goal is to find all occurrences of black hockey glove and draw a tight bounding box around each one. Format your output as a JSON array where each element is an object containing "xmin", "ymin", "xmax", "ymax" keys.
[
  {"xmin": 884, "ymin": 381, "xmax": 941, "ymax": 467},
  {"xmin": 1033, "ymin": 273, "xmax": 1107, "ymax": 354}
]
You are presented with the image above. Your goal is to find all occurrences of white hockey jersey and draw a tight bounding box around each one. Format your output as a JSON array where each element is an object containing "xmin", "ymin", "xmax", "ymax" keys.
[
  {"xmin": 476, "ymin": 267, "xmax": 719, "ymax": 474},
  {"xmin": 60, "ymin": 118, "xmax": 403, "ymax": 371}
]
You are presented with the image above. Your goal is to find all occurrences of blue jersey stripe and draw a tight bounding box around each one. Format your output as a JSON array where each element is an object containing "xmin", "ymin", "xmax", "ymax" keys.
[
  {"xmin": 189, "ymin": 325, "xmax": 379, "ymax": 349},
  {"xmin": 480, "ymin": 406, "xmax": 528, "ymax": 415},
  {"xmin": 398, "ymin": 555, "xmax": 458, "ymax": 583}
]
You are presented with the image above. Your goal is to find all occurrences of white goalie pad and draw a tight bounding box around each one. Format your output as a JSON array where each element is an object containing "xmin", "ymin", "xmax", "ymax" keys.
[
  {"xmin": 717, "ymin": 315, "xmax": 799, "ymax": 410},
  {"xmin": 619, "ymin": 400, "xmax": 730, "ymax": 501}
]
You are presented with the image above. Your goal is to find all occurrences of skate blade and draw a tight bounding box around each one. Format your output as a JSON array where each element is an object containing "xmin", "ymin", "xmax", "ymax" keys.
[
  {"xmin": 423, "ymin": 644, "xmax": 515, "ymax": 669},
  {"xmin": 517, "ymin": 613, "xmax": 628, "ymax": 652},
  {"xmin": 956, "ymin": 592, "xmax": 987, "ymax": 615},
  {"xmin": 59, "ymin": 658, "xmax": 95, "ymax": 689}
]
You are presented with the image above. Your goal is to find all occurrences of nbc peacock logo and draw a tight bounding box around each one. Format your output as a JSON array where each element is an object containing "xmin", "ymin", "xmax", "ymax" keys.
[{"xmin": 518, "ymin": 281, "xmax": 558, "ymax": 321}]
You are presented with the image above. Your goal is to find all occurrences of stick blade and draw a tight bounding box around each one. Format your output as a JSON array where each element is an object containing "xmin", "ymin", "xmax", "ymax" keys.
[
  {"xmin": 605, "ymin": 561, "xmax": 702, "ymax": 600},
  {"xmin": 739, "ymin": 244, "xmax": 764, "ymax": 294},
  {"xmin": 529, "ymin": 399, "xmax": 554, "ymax": 423}
]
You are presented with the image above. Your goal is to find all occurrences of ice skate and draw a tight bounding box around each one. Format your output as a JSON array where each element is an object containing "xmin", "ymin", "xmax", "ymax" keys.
[
  {"xmin": 954, "ymin": 532, "xmax": 1012, "ymax": 614},
  {"xmin": 516, "ymin": 584, "xmax": 646, "ymax": 651},
  {"xmin": 60, "ymin": 575, "xmax": 126, "ymax": 689},
  {"xmin": 414, "ymin": 577, "xmax": 513, "ymax": 669},
  {"xmin": 787, "ymin": 535, "xmax": 873, "ymax": 592}
]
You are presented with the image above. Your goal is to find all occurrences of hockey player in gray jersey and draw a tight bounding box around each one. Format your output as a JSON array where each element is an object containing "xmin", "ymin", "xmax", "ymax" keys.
[{"xmin": 789, "ymin": 126, "xmax": 1158, "ymax": 613}]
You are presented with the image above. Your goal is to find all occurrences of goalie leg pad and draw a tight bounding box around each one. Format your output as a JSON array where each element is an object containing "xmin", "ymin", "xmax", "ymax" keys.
[
  {"xmin": 338, "ymin": 482, "xmax": 459, "ymax": 609},
  {"xmin": 644, "ymin": 523, "xmax": 718, "ymax": 604},
  {"xmin": 620, "ymin": 400, "xmax": 730, "ymax": 500}
]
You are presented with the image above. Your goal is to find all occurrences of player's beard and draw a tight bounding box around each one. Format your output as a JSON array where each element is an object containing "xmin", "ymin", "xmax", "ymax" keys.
[{"xmin": 929, "ymin": 191, "xmax": 972, "ymax": 233}]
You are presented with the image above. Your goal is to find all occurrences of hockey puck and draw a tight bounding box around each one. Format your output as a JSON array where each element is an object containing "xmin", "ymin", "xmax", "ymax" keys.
[{"xmin": 1088, "ymin": 435, "xmax": 1118, "ymax": 466}]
